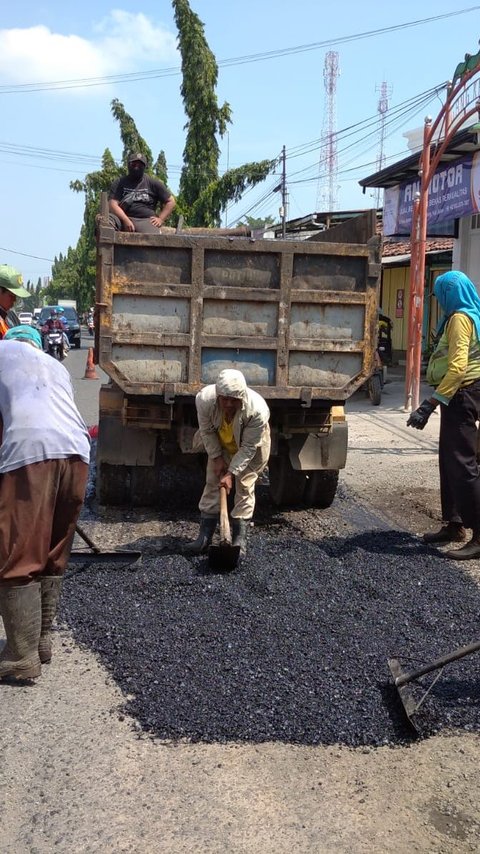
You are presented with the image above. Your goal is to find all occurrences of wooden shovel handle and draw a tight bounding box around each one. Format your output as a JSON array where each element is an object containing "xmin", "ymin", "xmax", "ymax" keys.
[
  {"xmin": 219, "ymin": 485, "xmax": 231, "ymax": 544},
  {"xmin": 75, "ymin": 523, "xmax": 102, "ymax": 553}
]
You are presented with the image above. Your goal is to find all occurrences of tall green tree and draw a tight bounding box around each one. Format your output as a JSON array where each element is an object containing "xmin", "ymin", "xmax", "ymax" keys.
[
  {"xmin": 172, "ymin": 0, "xmax": 274, "ymax": 225},
  {"xmin": 52, "ymin": 0, "xmax": 275, "ymax": 302},
  {"xmin": 237, "ymin": 215, "xmax": 276, "ymax": 229}
]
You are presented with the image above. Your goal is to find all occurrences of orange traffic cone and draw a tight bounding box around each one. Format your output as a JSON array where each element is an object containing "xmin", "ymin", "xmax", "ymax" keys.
[{"xmin": 83, "ymin": 347, "xmax": 99, "ymax": 380}]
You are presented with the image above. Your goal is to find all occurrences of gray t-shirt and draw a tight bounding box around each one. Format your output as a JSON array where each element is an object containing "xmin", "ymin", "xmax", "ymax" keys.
[{"xmin": 0, "ymin": 341, "xmax": 90, "ymax": 473}]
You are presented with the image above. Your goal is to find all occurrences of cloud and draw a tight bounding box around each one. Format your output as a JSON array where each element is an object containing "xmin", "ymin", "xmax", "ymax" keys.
[{"xmin": 0, "ymin": 10, "xmax": 178, "ymax": 88}]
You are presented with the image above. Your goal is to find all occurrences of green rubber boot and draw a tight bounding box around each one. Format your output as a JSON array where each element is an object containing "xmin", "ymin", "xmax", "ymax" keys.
[
  {"xmin": 38, "ymin": 576, "xmax": 63, "ymax": 664},
  {"xmin": 231, "ymin": 519, "xmax": 251, "ymax": 557},
  {"xmin": 184, "ymin": 516, "xmax": 218, "ymax": 555},
  {"xmin": 0, "ymin": 581, "xmax": 42, "ymax": 680}
]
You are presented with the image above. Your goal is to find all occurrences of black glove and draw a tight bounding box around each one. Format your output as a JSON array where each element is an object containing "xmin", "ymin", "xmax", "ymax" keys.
[{"xmin": 407, "ymin": 399, "xmax": 436, "ymax": 430}]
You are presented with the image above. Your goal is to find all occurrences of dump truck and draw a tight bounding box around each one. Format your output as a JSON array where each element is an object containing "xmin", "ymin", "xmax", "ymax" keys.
[{"xmin": 95, "ymin": 199, "xmax": 381, "ymax": 508}]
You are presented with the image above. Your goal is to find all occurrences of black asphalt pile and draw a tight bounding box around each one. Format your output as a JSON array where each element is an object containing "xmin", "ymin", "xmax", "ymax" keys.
[{"xmin": 60, "ymin": 529, "xmax": 480, "ymax": 747}]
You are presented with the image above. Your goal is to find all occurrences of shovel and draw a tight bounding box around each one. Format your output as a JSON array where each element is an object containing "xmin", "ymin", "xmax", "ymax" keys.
[
  {"xmin": 208, "ymin": 485, "xmax": 240, "ymax": 571},
  {"xmin": 69, "ymin": 522, "xmax": 142, "ymax": 566},
  {"xmin": 388, "ymin": 639, "xmax": 480, "ymax": 731}
]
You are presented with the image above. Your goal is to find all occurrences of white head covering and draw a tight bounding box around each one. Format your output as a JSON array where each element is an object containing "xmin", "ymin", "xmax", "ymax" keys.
[{"xmin": 215, "ymin": 369, "xmax": 247, "ymax": 399}]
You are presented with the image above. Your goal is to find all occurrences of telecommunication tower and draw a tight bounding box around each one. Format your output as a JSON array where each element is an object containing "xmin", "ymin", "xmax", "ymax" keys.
[
  {"xmin": 316, "ymin": 51, "xmax": 340, "ymax": 212},
  {"xmin": 374, "ymin": 81, "xmax": 392, "ymax": 209}
]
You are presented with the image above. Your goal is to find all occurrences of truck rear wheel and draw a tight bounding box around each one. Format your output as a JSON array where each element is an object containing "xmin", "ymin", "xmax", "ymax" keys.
[
  {"xmin": 97, "ymin": 462, "xmax": 161, "ymax": 505},
  {"xmin": 303, "ymin": 470, "xmax": 339, "ymax": 509},
  {"xmin": 368, "ymin": 373, "xmax": 382, "ymax": 406},
  {"xmin": 97, "ymin": 463, "xmax": 132, "ymax": 505},
  {"xmin": 268, "ymin": 454, "xmax": 306, "ymax": 507}
]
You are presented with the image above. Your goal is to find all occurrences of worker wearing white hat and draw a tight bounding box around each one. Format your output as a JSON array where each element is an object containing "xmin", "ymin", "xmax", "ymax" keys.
[{"xmin": 185, "ymin": 369, "xmax": 271, "ymax": 557}]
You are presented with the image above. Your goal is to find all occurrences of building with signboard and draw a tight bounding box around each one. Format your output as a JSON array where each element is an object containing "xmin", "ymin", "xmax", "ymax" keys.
[
  {"xmin": 359, "ymin": 123, "xmax": 480, "ymax": 362},
  {"xmin": 360, "ymin": 49, "xmax": 480, "ymax": 406}
]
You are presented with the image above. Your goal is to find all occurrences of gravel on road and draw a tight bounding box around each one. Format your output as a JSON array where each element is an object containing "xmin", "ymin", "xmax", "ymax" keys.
[{"xmin": 60, "ymin": 509, "xmax": 480, "ymax": 747}]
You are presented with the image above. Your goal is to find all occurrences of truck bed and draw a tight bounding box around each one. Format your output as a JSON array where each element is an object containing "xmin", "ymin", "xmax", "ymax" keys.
[{"xmin": 96, "ymin": 226, "xmax": 380, "ymax": 403}]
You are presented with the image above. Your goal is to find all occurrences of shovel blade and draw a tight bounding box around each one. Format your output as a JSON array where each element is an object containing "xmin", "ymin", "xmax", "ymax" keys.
[
  {"xmin": 69, "ymin": 550, "xmax": 142, "ymax": 567},
  {"xmin": 208, "ymin": 542, "xmax": 240, "ymax": 572},
  {"xmin": 388, "ymin": 657, "xmax": 421, "ymax": 732}
]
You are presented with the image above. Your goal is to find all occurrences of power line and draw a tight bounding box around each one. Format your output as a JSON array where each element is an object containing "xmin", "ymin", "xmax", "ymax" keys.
[
  {"xmin": 0, "ymin": 8, "xmax": 477, "ymax": 94},
  {"xmin": 0, "ymin": 81, "xmax": 441, "ymax": 185},
  {"xmin": 0, "ymin": 246, "xmax": 54, "ymax": 262},
  {"xmin": 287, "ymin": 85, "xmax": 440, "ymax": 165},
  {"xmin": 286, "ymin": 86, "xmax": 437, "ymax": 186}
]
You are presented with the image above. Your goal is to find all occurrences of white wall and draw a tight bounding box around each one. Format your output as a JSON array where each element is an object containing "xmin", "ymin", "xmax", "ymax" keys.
[{"xmin": 456, "ymin": 214, "xmax": 480, "ymax": 286}]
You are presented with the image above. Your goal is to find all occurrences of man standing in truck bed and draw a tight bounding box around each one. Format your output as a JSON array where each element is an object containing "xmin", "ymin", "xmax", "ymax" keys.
[{"xmin": 108, "ymin": 152, "xmax": 176, "ymax": 234}]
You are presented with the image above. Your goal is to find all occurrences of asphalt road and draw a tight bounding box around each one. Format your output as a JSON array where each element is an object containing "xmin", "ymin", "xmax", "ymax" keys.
[
  {"xmin": 4, "ymin": 351, "xmax": 480, "ymax": 853},
  {"xmin": 65, "ymin": 329, "xmax": 107, "ymax": 427}
]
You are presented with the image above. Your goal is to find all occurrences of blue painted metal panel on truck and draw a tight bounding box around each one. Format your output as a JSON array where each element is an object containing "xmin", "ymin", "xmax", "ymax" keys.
[
  {"xmin": 111, "ymin": 345, "xmax": 188, "ymax": 383},
  {"xmin": 201, "ymin": 349, "xmax": 276, "ymax": 386},
  {"xmin": 289, "ymin": 303, "xmax": 365, "ymax": 341},
  {"xmin": 288, "ymin": 352, "xmax": 363, "ymax": 388},
  {"xmin": 202, "ymin": 300, "xmax": 278, "ymax": 337},
  {"xmin": 112, "ymin": 295, "xmax": 190, "ymax": 334}
]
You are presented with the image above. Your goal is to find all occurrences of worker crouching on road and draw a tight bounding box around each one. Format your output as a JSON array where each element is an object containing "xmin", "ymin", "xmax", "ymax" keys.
[
  {"xmin": 407, "ymin": 271, "xmax": 480, "ymax": 560},
  {"xmin": 0, "ymin": 326, "xmax": 91, "ymax": 681},
  {"xmin": 185, "ymin": 369, "xmax": 271, "ymax": 557}
]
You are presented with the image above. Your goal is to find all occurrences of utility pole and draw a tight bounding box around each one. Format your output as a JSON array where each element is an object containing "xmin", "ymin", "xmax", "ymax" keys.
[
  {"xmin": 225, "ymin": 131, "xmax": 230, "ymax": 227},
  {"xmin": 281, "ymin": 145, "xmax": 287, "ymax": 237},
  {"xmin": 274, "ymin": 146, "xmax": 288, "ymax": 236}
]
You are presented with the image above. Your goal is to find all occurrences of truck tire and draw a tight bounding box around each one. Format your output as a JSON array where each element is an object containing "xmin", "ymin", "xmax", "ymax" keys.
[
  {"xmin": 368, "ymin": 373, "xmax": 382, "ymax": 406},
  {"xmin": 268, "ymin": 454, "xmax": 306, "ymax": 507},
  {"xmin": 97, "ymin": 463, "xmax": 165, "ymax": 505},
  {"xmin": 97, "ymin": 463, "xmax": 133, "ymax": 505},
  {"xmin": 303, "ymin": 470, "xmax": 339, "ymax": 509}
]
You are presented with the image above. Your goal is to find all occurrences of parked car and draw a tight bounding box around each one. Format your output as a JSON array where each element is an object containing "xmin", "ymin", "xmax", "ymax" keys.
[
  {"xmin": 18, "ymin": 311, "xmax": 33, "ymax": 326},
  {"xmin": 37, "ymin": 306, "xmax": 82, "ymax": 348}
]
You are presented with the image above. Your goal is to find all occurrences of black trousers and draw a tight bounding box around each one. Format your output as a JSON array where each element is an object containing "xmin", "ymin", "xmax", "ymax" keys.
[
  {"xmin": 108, "ymin": 214, "xmax": 160, "ymax": 234},
  {"xmin": 439, "ymin": 380, "xmax": 480, "ymax": 531}
]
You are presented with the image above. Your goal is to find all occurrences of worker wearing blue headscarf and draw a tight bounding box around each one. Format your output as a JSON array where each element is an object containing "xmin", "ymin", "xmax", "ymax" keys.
[
  {"xmin": 434, "ymin": 271, "xmax": 480, "ymax": 340},
  {"xmin": 407, "ymin": 271, "xmax": 480, "ymax": 559}
]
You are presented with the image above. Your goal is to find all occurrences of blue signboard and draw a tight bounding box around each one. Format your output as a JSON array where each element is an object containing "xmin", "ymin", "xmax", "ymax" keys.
[{"xmin": 384, "ymin": 151, "xmax": 480, "ymax": 236}]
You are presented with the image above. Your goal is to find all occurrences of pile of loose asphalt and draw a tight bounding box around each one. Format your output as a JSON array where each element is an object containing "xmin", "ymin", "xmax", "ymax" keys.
[{"xmin": 60, "ymin": 474, "xmax": 480, "ymax": 747}]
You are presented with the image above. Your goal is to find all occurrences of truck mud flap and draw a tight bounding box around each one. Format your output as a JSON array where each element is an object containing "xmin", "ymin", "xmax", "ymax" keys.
[{"xmin": 287, "ymin": 422, "xmax": 348, "ymax": 471}]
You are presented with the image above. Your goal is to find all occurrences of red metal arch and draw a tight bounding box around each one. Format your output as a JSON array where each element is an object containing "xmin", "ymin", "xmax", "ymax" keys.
[{"xmin": 405, "ymin": 60, "xmax": 480, "ymax": 410}]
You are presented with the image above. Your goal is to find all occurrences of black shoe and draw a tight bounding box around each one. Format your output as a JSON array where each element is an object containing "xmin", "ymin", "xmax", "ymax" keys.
[
  {"xmin": 183, "ymin": 516, "xmax": 217, "ymax": 556},
  {"xmin": 445, "ymin": 538, "xmax": 480, "ymax": 560},
  {"xmin": 423, "ymin": 523, "xmax": 466, "ymax": 544}
]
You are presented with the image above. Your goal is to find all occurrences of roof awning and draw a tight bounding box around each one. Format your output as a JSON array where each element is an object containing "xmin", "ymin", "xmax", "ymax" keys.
[
  {"xmin": 382, "ymin": 248, "xmax": 452, "ymax": 265},
  {"xmin": 359, "ymin": 126, "xmax": 479, "ymax": 189}
]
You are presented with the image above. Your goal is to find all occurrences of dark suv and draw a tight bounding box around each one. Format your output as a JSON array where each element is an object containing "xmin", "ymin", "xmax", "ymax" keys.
[{"xmin": 38, "ymin": 306, "xmax": 82, "ymax": 348}]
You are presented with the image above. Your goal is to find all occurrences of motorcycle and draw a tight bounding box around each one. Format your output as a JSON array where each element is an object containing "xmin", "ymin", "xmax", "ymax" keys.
[
  {"xmin": 365, "ymin": 352, "xmax": 385, "ymax": 406},
  {"xmin": 45, "ymin": 330, "xmax": 65, "ymax": 361}
]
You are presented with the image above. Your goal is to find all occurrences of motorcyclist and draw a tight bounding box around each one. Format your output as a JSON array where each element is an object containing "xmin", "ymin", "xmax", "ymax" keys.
[{"xmin": 41, "ymin": 309, "xmax": 70, "ymax": 356}]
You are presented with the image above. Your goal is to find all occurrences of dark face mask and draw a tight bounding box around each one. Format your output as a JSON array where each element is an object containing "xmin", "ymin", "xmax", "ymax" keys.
[{"xmin": 128, "ymin": 163, "xmax": 145, "ymax": 180}]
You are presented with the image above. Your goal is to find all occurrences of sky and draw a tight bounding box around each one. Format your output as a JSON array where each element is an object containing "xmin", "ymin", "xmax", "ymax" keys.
[{"xmin": 1, "ymin": 1, "xmax": 479, "ymax": 282}]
